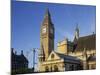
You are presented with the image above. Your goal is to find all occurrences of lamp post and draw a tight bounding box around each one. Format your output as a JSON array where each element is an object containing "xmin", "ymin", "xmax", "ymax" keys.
[
  {"xmin": 33, "ymin": 48, "xmax": 40, "ymax": 72},
  {"xmin": 26, "ymin": 48, "xmax": 37, "ymax": 72},
  {"xmin": 33, "ymin": 48, "xmax": 36, "ymax": 71}
]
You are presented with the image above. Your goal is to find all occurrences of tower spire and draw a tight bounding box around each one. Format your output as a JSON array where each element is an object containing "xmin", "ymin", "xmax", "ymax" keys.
[
  {"xmin": 73, "ymin": 23, "xmax": 79, "ymax": 44},
  {"xmin": 43, "ymin": 8, "xmax": 52, "ymax": 25},
  {"xmin": 75, "ymin": 23, "xmax": 79, "ymax": 40},
  {"xmin": 45, "ymin": 8, "xmax": 51, "ymax": 17}
]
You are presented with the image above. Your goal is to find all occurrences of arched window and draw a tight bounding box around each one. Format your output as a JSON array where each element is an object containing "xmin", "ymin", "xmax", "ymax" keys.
[
  {"xmin": 45, "ymin": 66, "xmax": 49, "ymax": 72},
  {"xmin": 54, "ymin": 65, "xmax": 58, "ymax": 72}
]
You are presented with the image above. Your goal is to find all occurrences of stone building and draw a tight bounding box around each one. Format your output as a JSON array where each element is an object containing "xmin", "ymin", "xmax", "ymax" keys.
[
  {"xmin": 68, "ymin": 26, "xmax": 96, "ymax": 70},
  {"xmin": 57, "ymin": 39, "xmax": 73, "ymax": 55},
  {"xmin": 11, "ymin": 48, "xmax": 28, "ymax": 74},
  {"xmin": 38, "ymin": 9, "xmax": 96, "ymax": 72},
  {"xmin": 39, "ymin": 51, "xmax": 82, "ymax": 72}
]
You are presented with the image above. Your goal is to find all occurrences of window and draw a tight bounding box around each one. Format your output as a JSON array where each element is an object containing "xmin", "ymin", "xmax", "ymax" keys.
[
  {"xmin": 45, "ymin": 66, "xmax": 49, "ymax": 72},
  {"xmin": 69, "ymin": 64, "xmax": 74, "ymax": 70},
  {"xmin": 54, "ymin": 65, "xmax": 58, "ymax": 72}
]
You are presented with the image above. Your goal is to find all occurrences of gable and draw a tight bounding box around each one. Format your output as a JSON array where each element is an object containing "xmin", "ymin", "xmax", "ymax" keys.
[{"xmin": 47, "ymin": 51, "xmax": 62, "ymax": 61}]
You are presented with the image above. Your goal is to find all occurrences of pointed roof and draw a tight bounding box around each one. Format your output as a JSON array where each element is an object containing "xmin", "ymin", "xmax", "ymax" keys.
[
  {"xmin": 45, "ymin": 8, "xmax": 51, "ymax": 17},
  {"xmin": 12, "ymin": 50, "xmax": 28, "ymax": 63},
  {"xmin": 73, "ymin": 24, "xmax": 79, "ymax": 43},
  {"xmin": 73, "ymin": 34, "xmax": 96, "ymax": 52},
  {"xmin": 42, "ymin": 8, "xmax": 53, "ymax": 25},
  {"xmin": 75, "ymin": 23, "xmax": 79, "ymax": 31},
  {"xmin": 55, "ymin": 52, "xmax": 81, "ymax": 62},
  {"xmin": 44, "ymin": 51, "xmax": 81, "ymax": 64}
]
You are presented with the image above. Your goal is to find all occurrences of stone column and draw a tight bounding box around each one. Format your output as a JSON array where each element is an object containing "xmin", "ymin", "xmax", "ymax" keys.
[{"xmin": 82, "ymin": 48, "xmax": 88, "ymax": 70}]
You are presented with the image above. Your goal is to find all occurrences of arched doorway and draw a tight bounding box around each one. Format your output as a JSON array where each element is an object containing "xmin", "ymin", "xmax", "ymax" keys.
[
  {"xmin": 54, "ymin": 65, "xmax": 58, "ymax": 72},
  {"xmin": 45, "ymin": 66, "xmax": 49, "ymax": 72}
]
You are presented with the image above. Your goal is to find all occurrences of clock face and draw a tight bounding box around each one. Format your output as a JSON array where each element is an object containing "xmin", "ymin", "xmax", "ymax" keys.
[
  {"xmin": 50, "ymin": 28, "xmax": 53, "ymax": 34},
  {"xmin": 42, "ymin": 27, "xmax": 46, "ymax": 33}
]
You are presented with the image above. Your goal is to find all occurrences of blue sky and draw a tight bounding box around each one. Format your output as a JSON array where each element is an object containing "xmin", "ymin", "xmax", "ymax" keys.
[{"xmin": 11, "ymin": 1, "xmax": 96, "ymax": 68}]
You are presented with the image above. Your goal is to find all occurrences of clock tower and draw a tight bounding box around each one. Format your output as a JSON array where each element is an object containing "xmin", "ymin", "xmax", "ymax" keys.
[{"xmin": 40, "ymin": 9, "xmax": 54, "ymax": 61}]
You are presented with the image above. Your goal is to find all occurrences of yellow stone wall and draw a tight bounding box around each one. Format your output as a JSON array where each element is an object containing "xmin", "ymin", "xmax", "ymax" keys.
[
  {"xmin": 39, "ymin": 60, "xmax": 64, "ymax": 72},
  {"xmin": 68, "ymin": 49, "xmax": 96, "ymax": 70},
  {"xmin": 88, "ymin": 61, "xmax": 96, "ymax": 69},
  {"xmin": 68, "ymin": 49, "xmax": 96, "ymax": 60},
  {"xmin": 57, "ymin": 39, "xmax": 67, "ymax": 54},
  {"xmin": 38, "ymin": 51, "xmax": 64, "ymax": 72}
]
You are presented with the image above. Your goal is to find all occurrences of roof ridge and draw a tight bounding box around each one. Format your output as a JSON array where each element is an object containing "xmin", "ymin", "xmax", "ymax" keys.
[{"xmin": 79, "ymin": 34, "xmax": 95, "ymax": 39}]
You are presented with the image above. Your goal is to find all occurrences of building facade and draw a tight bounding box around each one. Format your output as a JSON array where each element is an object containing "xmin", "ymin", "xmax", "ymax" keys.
[
  {"xmin": 11, "ymin": 48, "xmax": 28, "ymax": 74},
  {"xmin": 38, "ymin": 9, "xmax": 96, "ymax": 72}
]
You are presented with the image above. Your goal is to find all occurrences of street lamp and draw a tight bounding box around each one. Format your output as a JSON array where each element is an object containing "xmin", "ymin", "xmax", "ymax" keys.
[{"xmin": 26, "ymin": 48, "xmax": 37, "ymax": 72}]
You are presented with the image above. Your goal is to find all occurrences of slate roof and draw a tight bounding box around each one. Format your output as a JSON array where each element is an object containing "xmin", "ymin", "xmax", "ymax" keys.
[
  {"xmin": 12, "ymin": 50, "xmax": 28, "ymax": 63},
  {"xmin": 42, "ymin": 8, "xmax": 54, "ymax": 27},
  {"xmin": 73, "ymin": 34, "xmax": 96, "ymax": 52},
  {"xmin": 55, "ymin": 52, "xmax": 81, "ymax": 64},
  {"xmin": 15, "ymin": 55, "xmax": 28, "ymax": 63}
]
